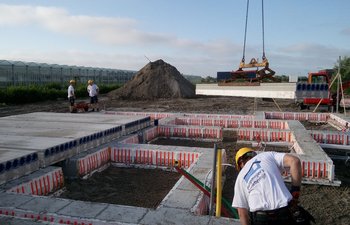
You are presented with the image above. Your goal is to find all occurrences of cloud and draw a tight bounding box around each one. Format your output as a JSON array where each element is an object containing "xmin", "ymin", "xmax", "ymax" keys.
[
  {"xmin": 0, "ymin": 4, "xmax": 348, "ymax": 77},
  {"xmin": 277, "ymin": 43, "xmax": 341, "ymax": 57},
  {"xmin": 340, "ymin": 28, "xmax": 350, "ymax": 35},
  {"xmin": 0, "ymin": 4, "xmax": 242, "ymax": 55},
  {"xmin": 0, "ymin": 4, "xmax": 174, "ymax": 46}
]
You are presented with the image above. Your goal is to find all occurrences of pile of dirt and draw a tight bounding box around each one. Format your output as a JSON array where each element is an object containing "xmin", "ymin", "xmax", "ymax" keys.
[{"xmin": 108, "ymin": 59, "xmax": 195, "ymax": 100}]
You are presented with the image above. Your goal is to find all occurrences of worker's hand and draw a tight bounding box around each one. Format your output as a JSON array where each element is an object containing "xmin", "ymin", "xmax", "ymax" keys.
[{"xmin": 289, "ymin": 185, "xmax": 300, "ymax": 210}]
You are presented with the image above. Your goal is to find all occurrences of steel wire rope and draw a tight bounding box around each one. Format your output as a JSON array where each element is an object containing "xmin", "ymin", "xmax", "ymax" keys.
[
  {"xmin": 241, "ymin": 0, "xmax": 267, "ymax": 62},
  {"xmin": 261, "ymin": 0, "xmax": 266, "ymax": 60},
  {"xmin": 242, "ymin": 0, "xmax": 250, "ymax": 62}
]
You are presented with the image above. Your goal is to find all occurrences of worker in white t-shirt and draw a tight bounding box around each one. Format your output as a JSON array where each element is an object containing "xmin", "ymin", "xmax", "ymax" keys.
[
  {"xmin": 67, "ymin": 80, "xmax": 76, "ymax": 113},
  {"xmin": 87, "ymin": 80, "xmax": 99, "ymax": 111},
  {"xmin": 232, "ymin": 147, "xmax": 302, "ymax": 225}
]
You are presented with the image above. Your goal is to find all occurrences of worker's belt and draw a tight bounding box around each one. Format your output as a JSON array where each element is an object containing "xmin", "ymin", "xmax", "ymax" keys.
[
  {"xmin": 251, "ymin": 205, "xmax": 293, "ymax": 224},
  {"xmin": 253, "ymin": 205, "xmax": 290, "ymax": 216}
]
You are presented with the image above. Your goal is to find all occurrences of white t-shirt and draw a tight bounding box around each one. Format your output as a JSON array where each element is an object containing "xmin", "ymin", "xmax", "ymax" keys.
[
  {"xmin": 232, "ymin": 152, "xmax": 292, "ymax": 212},
  {"xmin": 68, "ymin": 85, "xmax": 75, "ymax": 98},
  {"xmin": 87, "ymin": 84, "xmax": 99, "ymax": 97}
]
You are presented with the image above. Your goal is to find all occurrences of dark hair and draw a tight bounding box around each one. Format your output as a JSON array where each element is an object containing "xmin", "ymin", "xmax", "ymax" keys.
[{"xmin": 238, "ymin": 151, "xmax": 257, "ymax": 169}]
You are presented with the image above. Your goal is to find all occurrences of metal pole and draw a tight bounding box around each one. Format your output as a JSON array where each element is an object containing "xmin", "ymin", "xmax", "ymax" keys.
[
  {"xmin": 209, "ymin": 143, "xmax": 218, "ymax": 216},
  {"xmin": 216, "ymin": 149, "xmax": 222, "ymax": 217},
  {"xmin": 336, "ymin": 57, "xmax": 340, "ymax": 113},
  {"xmin": 336, "ymin": 56, "xmax": 341, "ymax": 113}
]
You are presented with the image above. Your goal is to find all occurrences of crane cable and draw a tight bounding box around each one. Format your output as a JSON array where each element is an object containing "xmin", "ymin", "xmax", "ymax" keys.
[
  {"xmin": 242, "ymin": 0, "xmax": 250, "ymax": 63},
  {"xmin": 261, "ymin": 0, "xmax": 266, "ymax": 60},
  {"xmin": 241, "ymin": 0, "xmax": 266, "ymax": 62}
]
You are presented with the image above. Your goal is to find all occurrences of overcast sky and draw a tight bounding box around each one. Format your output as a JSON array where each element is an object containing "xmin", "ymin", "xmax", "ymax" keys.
[{"xmin": 0, "ymin": 0, "xmax": 349, "ymax": 77}]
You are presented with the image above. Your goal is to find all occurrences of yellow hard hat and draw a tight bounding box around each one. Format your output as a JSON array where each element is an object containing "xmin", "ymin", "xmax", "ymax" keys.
[
  {"xmin": 88, "ymin": 80, "xmax": 93, "ymax": 84},
  {"xmin": 69, "ymin": 80, "xmax": 75, "ymax": 84},
  {"xmin": 235, "ymin": 147, "xmax": 255, "ymax": 170}
]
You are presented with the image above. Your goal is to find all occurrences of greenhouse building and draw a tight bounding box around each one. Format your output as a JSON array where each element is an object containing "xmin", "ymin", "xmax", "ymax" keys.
[{"xmin": 0, "ymin": 60, "xmax": 136, "ymax": 87}]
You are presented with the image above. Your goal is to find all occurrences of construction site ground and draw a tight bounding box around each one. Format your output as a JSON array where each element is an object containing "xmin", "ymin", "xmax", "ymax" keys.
[{"xmin": 1, "ymin": 95, "xmax": 349, "ymax": 225}]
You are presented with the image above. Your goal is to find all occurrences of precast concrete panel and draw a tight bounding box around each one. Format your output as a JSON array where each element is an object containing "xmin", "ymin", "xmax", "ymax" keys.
[
  {"xmin": 195, "ymin": 83, "xmax": 296, "ymax": 99},
  {"xmin": 0, "ymin": 112, "xmax": 149, "ymax": 125}
]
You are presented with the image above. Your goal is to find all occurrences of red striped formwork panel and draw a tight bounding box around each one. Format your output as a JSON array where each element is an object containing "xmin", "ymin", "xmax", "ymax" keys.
[
  {"xmin": 183, "ymin": 113, "xmax": 254, "ymax": 120},
  {"xmin": 157, "ymin": 125, "xmax": 222, "ymax": 139},
  {"xmin": 110, "ymin": 145, "xmax": 200, "ymax": 169},
  {"xmin": 119, "ymin": 134, "xmax": 139, "ymax": 144},
  {"xmin": 144, "ymin": 126, "xmax": 158, "ymax": 141},
  {"xmin": 77, "ymin": 147, "xmax": 111, "ymax": 177},
  {"xmin": 265, "ymin": 112, "xmax": 329, "ymax": 122},
  {"xmin": 104, "ymin": 111, "xmax": 178, "ymax": 120},
  {"xmin": 175, "ymin": 117, "xmax": 229, "ymax": 127},
  {"xmin": 5, "ymin": 167, "xmax": 64, "ymax": 196},
  {"xmin": 175, "ymin": 117, "xmax": 288, "ymax": 130},
  {"xmin": 118, "ymin": 126, "xmax": 159, "ymax": 145},
  {"xmin": 237, "ymin": 129, "xmax": 292, "ymax": 142},
  {"xmin": 281, "ymin": 158, "xmax": 333, "ymax": 181},
  {"xmin": 301, "ymin": 160, "xmax": 333, "ymax": 180},
  {"xmin": 310, "ymin": 130, "xmax": 350, "ymax": 145}
]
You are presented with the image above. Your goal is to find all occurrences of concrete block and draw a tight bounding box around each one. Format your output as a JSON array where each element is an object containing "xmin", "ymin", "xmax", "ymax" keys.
[
  {"xmin": 0, "ymin": 193, "xmax": 33, "ymax": 207},
  {"xmin": 141, "ymin": 207, "xmax": 210, "ymax": 225},
  {"xmin": 0, "ymin": 217, "xmax": 45, "ymax": 225},
  {"xmin": 208, "ymin": 216, "xmax": 241, "ymax": 225},
  {"xmin": 96, "ymin": 204, "xmax": 149, "ymax": 224},
  {"xmin": 57, "ymin": 201, "xmax": 108, "ymax": 218},
  {"xmin": 18, "ymin": 196, "xmax": 71, "ymax": 213},
  {"xmin": 161, "ymin": 189, "xmax": 200, "ymax": 209}
]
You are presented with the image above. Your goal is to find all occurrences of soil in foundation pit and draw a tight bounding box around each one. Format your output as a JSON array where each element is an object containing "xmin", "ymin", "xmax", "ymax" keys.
[
  {"xmin": 59, "ymin": 166, "xmax": 181, "ymax": 209},
  {"xmin": 300, "ymin": 121, "xmax": 338, "ymax": 131}
]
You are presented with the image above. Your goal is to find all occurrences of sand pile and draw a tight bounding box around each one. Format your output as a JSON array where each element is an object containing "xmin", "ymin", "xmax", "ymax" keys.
[{"xmin": 108, "ymin": 59, "xmax": 195, "ymax": 100}]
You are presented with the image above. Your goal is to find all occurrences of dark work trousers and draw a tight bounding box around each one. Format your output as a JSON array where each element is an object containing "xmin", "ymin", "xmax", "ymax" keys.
[{"xmin": 251, "ymin": 206, "xmax": 295, "ymax": 225}]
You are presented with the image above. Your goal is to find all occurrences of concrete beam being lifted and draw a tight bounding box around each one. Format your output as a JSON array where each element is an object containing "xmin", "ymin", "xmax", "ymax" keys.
[{"xmin": 196, "ymin": 83, "xmax": 296, "ymax": 99}]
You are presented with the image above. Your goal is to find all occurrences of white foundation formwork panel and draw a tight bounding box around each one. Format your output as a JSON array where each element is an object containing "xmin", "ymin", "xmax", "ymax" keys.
[{"xmin": 196, "ymin": 83, "xmax": 296, "ymax": 99}]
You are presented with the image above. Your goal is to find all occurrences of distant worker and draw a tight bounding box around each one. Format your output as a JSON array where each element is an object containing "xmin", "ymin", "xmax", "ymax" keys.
[
  {"xmin": 232, "ymin": 147, "xmax": 303, "ymax": 225},
  {"xmin": 87, "ymin": 80, "xmax": 99, "ymax": 111},
  {"xmin": 68, "ymin": 80, "xmax": 76, "ymax": 113}
]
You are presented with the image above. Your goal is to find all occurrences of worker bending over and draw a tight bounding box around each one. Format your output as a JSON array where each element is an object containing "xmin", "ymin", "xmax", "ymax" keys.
[
  {"xmin": 87, "ymin": 80, "xmax": 99, "ymax": 111},
  {"xmin": 232, "ymin": 147, "xmax": 302, "ymax": 225}
]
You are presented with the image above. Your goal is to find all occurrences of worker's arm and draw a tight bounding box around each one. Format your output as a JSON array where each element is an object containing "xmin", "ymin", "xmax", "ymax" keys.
[
  {"xmin": 283, "ymin": 153, "xmax": 302, "ymax": 187},
  {"xmin": 237, "ymin": 208, "xmax": 250, "ymax": 225}
]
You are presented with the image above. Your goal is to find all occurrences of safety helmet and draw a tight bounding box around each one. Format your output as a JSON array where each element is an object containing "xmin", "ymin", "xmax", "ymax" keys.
[
  {"xmin": 69, "ymin": 80, "xmax": 76, "ymax": 84},
  {"xmin": 88, "ymin": 80, "xmax": 93, "ymax": 84},
  {"xmin": 235, "ymin": 147, "xmax": 255, "ymax": 170}
]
